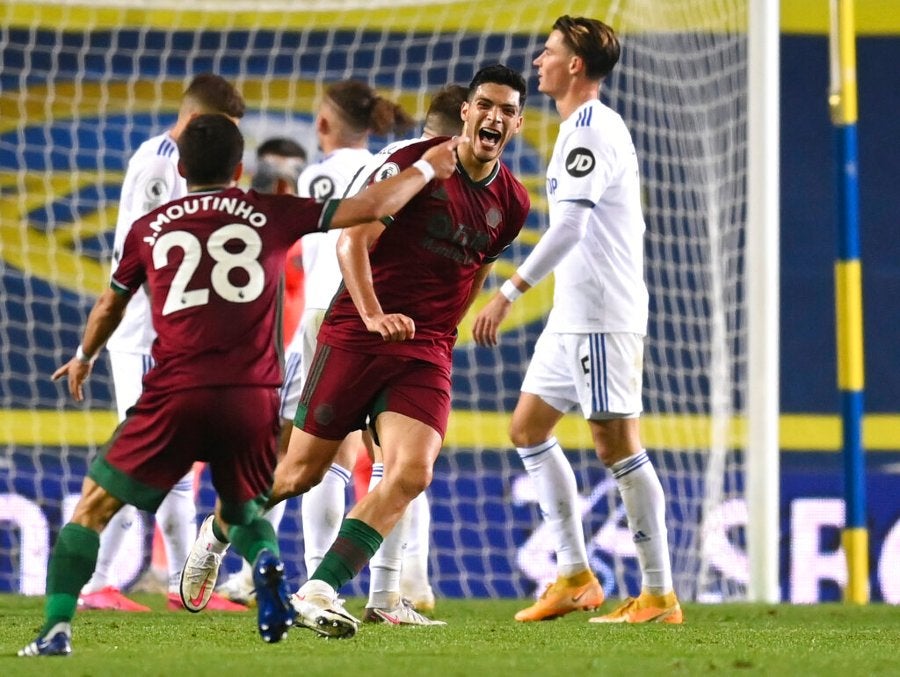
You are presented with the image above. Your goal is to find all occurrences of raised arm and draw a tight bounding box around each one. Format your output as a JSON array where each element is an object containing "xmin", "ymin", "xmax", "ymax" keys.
[
  {"xmin": 330, "ymin": 136, "xmax": 466, "ymax": 229},
  {"xmin": 52, "ymin": 288, "xmax": 130, "ymax": 401}
]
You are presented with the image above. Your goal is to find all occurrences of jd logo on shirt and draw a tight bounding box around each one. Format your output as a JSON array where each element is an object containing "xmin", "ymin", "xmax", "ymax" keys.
[
  {"xmin": 311, "ymin": 176, "xmax": 335, "ymax": 201},
  {"xmin": 565, "ymin": 148, "xmax": 595, "ymax": 177}
]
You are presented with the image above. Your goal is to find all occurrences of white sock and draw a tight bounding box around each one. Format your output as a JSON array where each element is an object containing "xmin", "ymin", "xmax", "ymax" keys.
[
  {"xmin": 301, "ymin": 463, "xmax": 351, "ymax": 575},
  {"xmin": 517, "ymin": 438, "xmax": 590, "ymax": 578},
  {"xmin": 400, "ymin": 492, "xmax": 431, "ymax": 593},
  {"xmin": 82, "ymin": 504, "xmax": 138, "ymax": 593},
  {"xmin": 366, "ymin": 467, "xmax": 406, "ymax": 609},
  {"xmin": 264, "ymin": 500, "xmax": 286, "ymax": 532},
  {"xmin": 368, "ymin": 462, "xmax": 384, "ymax": 491},
  {"xmin": 610, "ymin": 450, "xmax": 673, "ymax": 595},
  {"xmin": 157, "ymin": 470, "xmax": 197, "ymax": 592}
]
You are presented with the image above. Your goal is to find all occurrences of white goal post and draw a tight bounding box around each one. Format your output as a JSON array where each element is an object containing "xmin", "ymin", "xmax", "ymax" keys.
[{"xmin": 0, "ymin": 0, "xmax": 778, "ymax": 602}]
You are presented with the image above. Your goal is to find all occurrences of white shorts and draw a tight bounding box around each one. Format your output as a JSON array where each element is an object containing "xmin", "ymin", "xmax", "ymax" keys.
[
  {"xmin": 279, "ymin": 307, "xmax": 326, "ymax": 420},
  {"xmin": 108, "ymin": 350, "xmax": 154, "ymax": 421},
  {"xmin": 521, "ymin": 331, "xmax": 644, "ymax": 420}
]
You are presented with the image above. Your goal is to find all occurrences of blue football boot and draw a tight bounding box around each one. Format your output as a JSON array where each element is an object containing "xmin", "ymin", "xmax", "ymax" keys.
[
  {"xmin": 252, "ymin": 549, "xmax": 294, "ymax": 643},
  {"xmin": 18, "ymin": 622, "xmax": 72, "ymax": 657}
]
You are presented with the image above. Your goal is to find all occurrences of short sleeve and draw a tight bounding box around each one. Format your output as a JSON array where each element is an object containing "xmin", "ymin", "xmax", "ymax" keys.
[
  {"xmin": 130, "ymin": 155, "xmax": 182, "ymax": 217},
  {"xmin": 555, "ymin": 126, "xmax": 617, "ymax": 206},
  {"xmin": 110, "ymin": 226, "xmax": 145, "ymax": 295}
]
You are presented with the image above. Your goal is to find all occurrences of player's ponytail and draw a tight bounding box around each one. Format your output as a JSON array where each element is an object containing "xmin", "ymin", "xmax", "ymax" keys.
[
  {"xmin": 368, "ymin": 96, "xmax": 415, "ymax": 136},
  {"xmin": 326, "ymin": 80, "xmax": 414, "ymax": 138}
]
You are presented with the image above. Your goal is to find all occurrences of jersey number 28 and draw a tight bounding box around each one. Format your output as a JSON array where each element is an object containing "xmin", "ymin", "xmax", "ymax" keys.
[{"xmin": 153, "ymin": 224, "xmax": 264, "ymax": 316}]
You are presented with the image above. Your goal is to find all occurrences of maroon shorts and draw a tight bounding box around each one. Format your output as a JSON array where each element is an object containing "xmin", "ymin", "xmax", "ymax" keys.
[
  {"xmin": 294, "ymin": 343, "xmax": 452, "ymax": 441},
  {"xmin": 90, "ymin": 386, "xmax": 280, "ymax": 516}
]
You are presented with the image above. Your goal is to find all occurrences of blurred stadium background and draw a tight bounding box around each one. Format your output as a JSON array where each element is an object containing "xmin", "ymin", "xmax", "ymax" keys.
[{"xmin": 1, "ymin": 0, "xmax": 897, "ymax": 604}]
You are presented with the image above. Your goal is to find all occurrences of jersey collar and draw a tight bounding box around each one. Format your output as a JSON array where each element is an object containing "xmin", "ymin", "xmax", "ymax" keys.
[{"xmin": 455, "ymin": 159, "xmax": 500, "ymax": 189}]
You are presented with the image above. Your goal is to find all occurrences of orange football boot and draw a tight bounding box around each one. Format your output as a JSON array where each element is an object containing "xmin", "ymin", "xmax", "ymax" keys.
[
  {"xmin": 515, "ymin": 571, "xmax": 605, "ymax": 622},
  {"xmin": 589, "ymin": 590, "xmax": 683, "ymax": 624}
]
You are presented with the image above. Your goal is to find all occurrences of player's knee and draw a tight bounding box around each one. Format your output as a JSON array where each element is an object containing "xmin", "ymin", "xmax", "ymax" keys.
[
  {"xmin": 273, "ymin": 461, "xmax": 322, "ymax": 499},
  {"xmin": 508, "ymin": 418, "xmax": 544, "ymax": 448},
  {"xmin": 397, "ymin": 466, "xmax": 432, "ymax": 499},
  {"xmin": 590, "ymin": 419, "xmax": 640, "ymax": 467},
  {"xmin": 71, "ymin": 492, "xmax": 122, "ymax": 532}
]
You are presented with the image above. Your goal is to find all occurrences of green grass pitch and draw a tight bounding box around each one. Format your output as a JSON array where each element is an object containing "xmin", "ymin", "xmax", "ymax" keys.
[{"xmin": 1, "ymin": 595, "xmax": 897, "ymax": 676}]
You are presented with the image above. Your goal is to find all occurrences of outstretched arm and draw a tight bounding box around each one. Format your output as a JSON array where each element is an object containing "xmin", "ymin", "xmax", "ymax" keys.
[
  {"xmin": 52, "ymin": 288, "xmax": 130, "ymax": 401},
  {"xmin": 330, "ymin": 136, "xmax": 466, "ymax": 229}
]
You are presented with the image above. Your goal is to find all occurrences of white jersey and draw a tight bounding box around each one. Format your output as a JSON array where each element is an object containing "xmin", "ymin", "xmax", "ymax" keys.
[
  {"xmin": 105, "ymin": 132, "xmax": 186, "ymax": 354},
  {"xmin": 344, "ymin": 136, "xmax": 422, "ymax": 196},
  {"xmin": 544, "ymin": 99, "xmax": 648, "ymax": 335},
  {"xmin": 296, "ymin": 147, "xmax": 373, "ymax": 310}
]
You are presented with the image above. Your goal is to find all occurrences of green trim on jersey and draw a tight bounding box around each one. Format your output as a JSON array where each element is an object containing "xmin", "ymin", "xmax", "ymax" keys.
[
  {"xmin": 89, "ymin": 456, "xmax": 167, "ymax": 512},
  {"xmin": 110, "ymin": 279, "xmax": 132, "ymax": 296},
  {"xmin": 455, "ymin": 158, "xmax": 500, "ymax": 189},
  {"xmin": 318, "ymin": 197, "xmax": 342, "ymax": 231}
]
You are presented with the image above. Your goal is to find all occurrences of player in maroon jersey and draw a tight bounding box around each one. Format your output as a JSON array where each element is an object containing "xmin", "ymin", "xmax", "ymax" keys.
[
  {"xmin": 256, "ymin": 64, "xmax": 531, "ymax": 637},
  {"xmin": 18, "ymin": 114, "xmax": 463, "ymax": 658}
]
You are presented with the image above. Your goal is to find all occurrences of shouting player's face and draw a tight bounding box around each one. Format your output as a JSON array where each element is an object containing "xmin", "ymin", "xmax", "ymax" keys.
[{"xmin": 460, "ymin": 83, "xmax": 523, "ymax": 165}]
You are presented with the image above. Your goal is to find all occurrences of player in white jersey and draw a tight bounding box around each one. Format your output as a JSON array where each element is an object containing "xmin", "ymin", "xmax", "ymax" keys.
[
  {"xmin": 78, "ymin": 74, "xmax": 247, "ymax": 614},
  {"xmin": 473, "ymin": 17, "xmax": 682, "ymax": 624},
  {"xmin": 253, "ymin": 137, "xmax": 309, "ymax": 345}
]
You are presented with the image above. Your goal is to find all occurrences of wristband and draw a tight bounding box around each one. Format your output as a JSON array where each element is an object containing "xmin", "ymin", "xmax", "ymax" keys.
[
  {"xmin": 500, "ymin": 279, "xmax": 522, "ymax": 302},
  {"xmin": 412, "ymin": 159, "xmax": 436, "ymax": 183},
  {"xmin": 75, "ymin": 344, "xmax": 95, "ymax": 364}
]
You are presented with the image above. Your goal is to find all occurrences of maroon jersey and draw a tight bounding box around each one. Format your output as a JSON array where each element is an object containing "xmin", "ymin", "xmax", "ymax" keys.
[
  {"xmin": 319, "ymin": 136, "xmax": 530, "ymax": 365},
  {"xmin": 112, "ymin": 187, "xmax": 334, "ymax": 392}
]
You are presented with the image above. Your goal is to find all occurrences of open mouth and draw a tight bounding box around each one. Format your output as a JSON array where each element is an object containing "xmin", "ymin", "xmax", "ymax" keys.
[{"xmin": 478, "ymin": 128, "xmax": 502, "ymax": 149}]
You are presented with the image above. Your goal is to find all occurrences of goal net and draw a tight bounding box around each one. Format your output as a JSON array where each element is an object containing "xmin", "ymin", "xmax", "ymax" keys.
[{"xmin": 0, "ymin": 0, "xmax": 751, "ymax": 601}]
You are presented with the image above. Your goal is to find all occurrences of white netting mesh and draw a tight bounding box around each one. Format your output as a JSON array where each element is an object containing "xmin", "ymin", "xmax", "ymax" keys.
[{"xmin": 0, "ymin": 0, "xmax": 749, "ymax": 600}]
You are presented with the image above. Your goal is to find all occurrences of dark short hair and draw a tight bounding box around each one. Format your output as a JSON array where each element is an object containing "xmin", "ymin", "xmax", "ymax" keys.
[
  {"xmin": 424, "ymin": 84, "xmax": 468, "ymax": 136},
  {"xmin": 183, "ymin": 73, "xmax": 246, "ymax": 119},
  {"xmin": 467, "ymin": 64, "xmax": 527, "ymax": 109},
  {"xmin": 256, "ymin": 137, "xmax": 307, "ymax": 162},
  {"xmin": 552, "ymin": 16, "xmax": 620, "ymax": 80},
  {"xmin": 177, "ymin": 114, "xmax": 244, "ymax": 185}
]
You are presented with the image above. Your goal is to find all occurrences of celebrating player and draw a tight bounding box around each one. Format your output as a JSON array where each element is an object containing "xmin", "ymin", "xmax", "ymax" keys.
[
  {"xmin": 473, "ymin": 17, "xmax": 682, "ymax": 624},
  {"xmin": 217, "ymin": 82, "xmax": 414, "ymax": 605},
  {"xmin": 293, "ymin": 81, "xmax": 414, "ymax": 590},
  {"xmin": 345, "ymin": 83, "xmax": 469, "ymax": 623},
  {"xmin": 18, "ymin": 114, "xmax": 463, "ymax": 657},
  {"xmin": 79, "ymin": 74, "xmax": 247, "ymax": 614},
  {"xmin": 213, "ymin": 135, "xmax": 308, "ymax": 605},
  {"xmin": 181, "ymin": 64, "xmax": 529, "ymax": 639}
]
